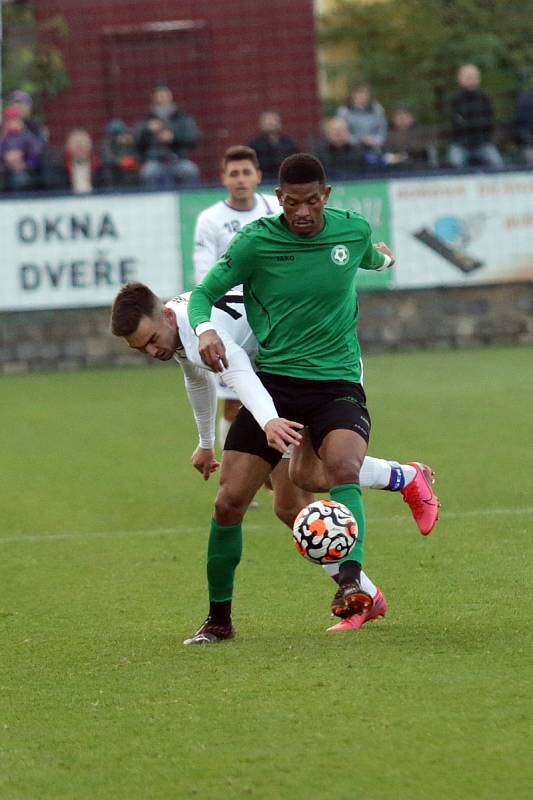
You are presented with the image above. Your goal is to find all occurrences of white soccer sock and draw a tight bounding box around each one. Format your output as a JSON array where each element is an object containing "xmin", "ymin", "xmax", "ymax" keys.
[
  {"xmin": 401, "ymin": 463, "xmax": 417, "ymax": 486},
  {"xmin": 360, "ymin": 457, "xmax": 417, "ymax": 490},
  {"xmin": 359, "ymin": 570, "xmax": 377, "ymax": 597},
  {"xmin": 359, "ymin": 456, "xmax": 392, "ymax": 489},
  {"xmin": 217, "ymin": 415, "xmax": 232, "ymax": 450}
]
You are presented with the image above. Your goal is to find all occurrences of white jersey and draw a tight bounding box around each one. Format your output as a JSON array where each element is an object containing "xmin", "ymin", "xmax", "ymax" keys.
[
  {"xmin": 166, "ymin": 291, "xmax": 277, "ymax": 449},
  {"xmin": 193, "ymin": 193, "xmax": 279, "ymax": 284}
]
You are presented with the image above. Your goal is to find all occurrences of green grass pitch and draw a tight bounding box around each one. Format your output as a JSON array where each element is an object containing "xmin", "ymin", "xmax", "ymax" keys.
[{"xmin": 1, "ymin": 346, "xmax": 532, "ymax": 800}]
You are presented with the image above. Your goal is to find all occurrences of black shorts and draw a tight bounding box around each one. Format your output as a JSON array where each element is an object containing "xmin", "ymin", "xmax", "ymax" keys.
[{"xmin": 224, "ymin": 372, "xmax": 371, "ymax": 468}]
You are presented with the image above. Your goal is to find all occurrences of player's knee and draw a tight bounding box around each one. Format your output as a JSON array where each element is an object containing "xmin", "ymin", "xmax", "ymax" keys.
[
  {"xmin": 292, "ymin": 472, "xmax": 330, "ymax": 493},
  {"xmin": 214, "ymin": 488, "xmax": 248, "ymax": 525},
  {"xmin": 289, "ymin": 462, "xmax": 329, "ymax": 493},
  {"xmin": 326, "ymin": 457, "xmax": 362, "ymax": 486}
]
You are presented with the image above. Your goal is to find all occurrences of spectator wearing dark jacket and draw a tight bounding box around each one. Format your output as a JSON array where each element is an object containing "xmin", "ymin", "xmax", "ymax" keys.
[
  {"xmin": 313, "ymin": 117, "xmax": 365, "ymax": 179},
  {"xmin": 513, "ymin": 75, "xmax": 533, "ymax": 164},
  {"xmin": 384, "ymin": 106, "xmax": 436, "ymax": 169},
  {"xmin": 0, "ymin": 106, "xmax": 43, "ymax": 192},
  {"xmin": 247, "ymin": 112, "xmax": 298, "ymax": 180},
  {"xmin": 448, "ymin": 64, "xmax": 504, "ymax": 169},
  {"xmin": 134, "ymin": 84, "xmax": 201, "ymax": 187},
  {"xmin": 101, "ymin": 119, "xmax": 140, "ymax": 187}
]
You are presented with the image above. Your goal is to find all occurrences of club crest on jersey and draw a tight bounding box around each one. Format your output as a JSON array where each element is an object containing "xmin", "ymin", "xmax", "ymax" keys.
[{"xmin": 331, "ymin": 244, "xmax": 350, "ymax": 265}]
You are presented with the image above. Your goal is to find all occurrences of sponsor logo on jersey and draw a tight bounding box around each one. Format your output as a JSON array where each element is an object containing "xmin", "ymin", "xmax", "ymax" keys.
[
  {"xmin": 276, "ymin": 255, "xmax": 295, "ymax": 261},
  {"xmin": 331, "ymin": 244, "xmax": 350, "ymax": 265}
]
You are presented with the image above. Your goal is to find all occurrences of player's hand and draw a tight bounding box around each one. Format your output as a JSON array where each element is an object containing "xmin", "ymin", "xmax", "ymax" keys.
[
  {"xmin": 191, "ymin": 447, "xmax": 220, "ymax": 481},
  {"xmin": 264, "ymin": 418, "xmax": 304, "ymax": 454},
  {"xmin": 198, "ymin": 331, "xmax": 228, "ymax": 372},
  {"xmin": 374, "ymin": 241, "xmax": 395, "ymax": 266}
]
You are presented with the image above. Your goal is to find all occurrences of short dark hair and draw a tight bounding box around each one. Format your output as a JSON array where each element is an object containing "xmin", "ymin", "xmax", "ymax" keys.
[
  {"xmin": 111, "ymin": 282, "xmax": 160, "ymax": 337},
  {"xmin": 278, "ymin": 153, "xmax": 326, "ymax": 186},
  {"xmin": 221, "ymin": 145, "xmax": 260, "ymax": 170}
]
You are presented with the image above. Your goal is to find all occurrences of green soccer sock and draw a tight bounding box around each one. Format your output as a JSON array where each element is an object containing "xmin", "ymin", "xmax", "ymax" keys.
[
  {"xmin": 207, "ymin": 519, "xmax": 243, "ymax": 602},
  {"xmin": 330, "ymin": 483, "xmax": 365, "ymax": 566}
]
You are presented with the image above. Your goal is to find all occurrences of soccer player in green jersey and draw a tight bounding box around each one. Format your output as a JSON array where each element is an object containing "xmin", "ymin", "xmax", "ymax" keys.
[{"xmin": 185, "ymin": 153, "xmax": 395, "ymax": 644}]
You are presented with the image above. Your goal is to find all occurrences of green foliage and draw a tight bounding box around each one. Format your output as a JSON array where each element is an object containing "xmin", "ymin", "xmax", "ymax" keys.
[
  {"xmin": 1, "ymin": 347, "xmax": 533, "ymax": 798},
  {"xmin": 2, "ymin": 2, "xmax": 70, "ymax": 104},
  {"xmin": 319, "ymin": 0, "xmax": 533, "ymax": 124}
]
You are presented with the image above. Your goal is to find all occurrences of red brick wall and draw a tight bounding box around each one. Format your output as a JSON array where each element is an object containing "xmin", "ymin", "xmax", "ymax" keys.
[{"xmin": 35, "ymin": 0, "xmax": 321, "ymax": 180}]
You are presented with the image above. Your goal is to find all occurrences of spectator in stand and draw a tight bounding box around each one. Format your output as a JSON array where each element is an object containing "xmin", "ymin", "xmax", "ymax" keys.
[
  {"xmin": 383, "ymin": 106, "xmax": 436, "ymax": 169},
  {"xmin": 134, "ymin": 84, "xmax": 201, "ymax": 188},
  {"xmin": 9, "ymin": 89, "xmax": 48, "ymax": 144},
  {"xmin": 0, "ymin": 106, "xmax": 43, "ymax": 192},
  {"xmin": 448, "ymin": 64, "xmax": 504, "ymax": 169},
  {"xmin": 101, "ymin": 119, "xmax": 139, "ymax": 187},
  {"xmin": 44, "ymin": 128, "xmax": 104, "ymax": 193},
  {"xmin": 247, "ymin": 111, "xmax": 298, "ymax": 180},
  {"xmin": 513, "ymin": 75, "xmax": 533, "ymax": 165},
  {"xmin": 312, "ymin": 116, "xmax": 365, "ymax": 179},
  {"xmin": 336, "ymin": 83, "xmax": 387, "ymax": 168}
]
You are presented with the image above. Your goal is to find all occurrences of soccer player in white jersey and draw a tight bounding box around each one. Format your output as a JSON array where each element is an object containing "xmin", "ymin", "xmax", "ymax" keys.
[
  {"xmin": 193, "ymin": 145, "xmax": 279, "ymax": 448},
  {"xmin": 111, "ymin": 282, "xmax": 439, "ymax": 633}
]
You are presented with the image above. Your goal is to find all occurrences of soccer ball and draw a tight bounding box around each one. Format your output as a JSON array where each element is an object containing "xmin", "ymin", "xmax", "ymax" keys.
[{"xmin": 292, "ymin": 500, "xmax": 358, "ymax": 565}]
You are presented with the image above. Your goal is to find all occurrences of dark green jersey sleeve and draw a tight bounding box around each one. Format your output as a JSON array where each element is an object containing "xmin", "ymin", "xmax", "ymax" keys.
[
  {"xmin": 188, "ymin": 230, "xmax": 256, "ymax": 329},
  {"xmin": 359, "ymin": 224, "xmax": 387, "ymax": 271}
]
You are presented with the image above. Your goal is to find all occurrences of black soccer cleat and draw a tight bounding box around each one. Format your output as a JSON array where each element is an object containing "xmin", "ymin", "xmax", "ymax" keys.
[
  {"xmin": 331, "ymin": 580, "xmax": 373, "ymax": 619},
  {"xmin": 183, "ymin": 617, "xmax": 236, "ymax": 645}
]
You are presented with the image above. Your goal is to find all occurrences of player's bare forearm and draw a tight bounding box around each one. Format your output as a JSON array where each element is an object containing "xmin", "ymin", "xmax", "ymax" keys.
[
  {"xmin": 198, "ymin": 331, "xmax": 228, "ymax": 372},
  {"xmin": 374, "ymin": 241, "xmax": 395, "ymax": 266},
  {"xmin": 264, "ymin": 418, "xmax": 304, "ymax": 454},
  {"xmin": 191, "ymin": 447, "xmax": 220, "ymax": 481}
]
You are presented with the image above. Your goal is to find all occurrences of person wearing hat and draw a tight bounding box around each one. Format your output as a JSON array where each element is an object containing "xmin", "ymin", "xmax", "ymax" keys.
[
  {"xmin": 9, "ymin": 90, "xmax": 48, "ymax": 143},
  {"xmin": 101, "ymin": 119, "xmax": 140, "ymax": 187},
  {"xmin": 0, "ymin": 105, "xmax": 43, "ymax": 191}
]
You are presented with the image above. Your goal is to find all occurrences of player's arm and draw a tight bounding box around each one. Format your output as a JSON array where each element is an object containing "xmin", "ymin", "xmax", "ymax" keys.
[
  {"xmin": 176, "ymin": 295, "xmax": 302, "ymax": 453},
  {"xmin": 178, "ymin": 358, "xmax": 220, "ymax": 480},
  {"xmin": 188, "ymin": 233, "xmax": 255, "ymax": 372},
  {"xmin": 193, "ymin": 213, "xmax": 220, "ymax": 284},
  {"xmin": 220, "ymin": 333, "xmax": 303, "ymax": 453},
  {"xmin": 360, "ymin": 228, "xmax": 395, "ymax": 271}
]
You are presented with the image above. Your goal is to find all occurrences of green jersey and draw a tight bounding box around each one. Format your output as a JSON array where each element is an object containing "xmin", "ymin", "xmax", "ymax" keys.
[{"xmin": 187, "ymin": 207, "xmax": 387, "ymax": 382}]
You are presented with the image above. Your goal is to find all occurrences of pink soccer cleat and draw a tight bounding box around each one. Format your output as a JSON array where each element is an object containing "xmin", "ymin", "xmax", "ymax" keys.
[
  {"xmin": 401, "ymin": 462, "xmax": 440, "ymax": 535},
  {"xmin": 327, "ymin": 589, "xmax": 387, "ymax": 632}
]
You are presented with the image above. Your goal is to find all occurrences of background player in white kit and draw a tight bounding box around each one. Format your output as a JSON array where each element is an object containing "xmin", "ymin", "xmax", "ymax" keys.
[{"xmin": 193, "ymin": 145, "xmax": 280, "ymax": 448}]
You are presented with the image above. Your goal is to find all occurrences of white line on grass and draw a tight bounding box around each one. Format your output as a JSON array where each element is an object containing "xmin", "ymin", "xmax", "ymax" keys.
[
  {"xmin": 0, "ymin": 525, "xmax": 261, "ymax": 545},
  {"xmin": 1, "ymin": 506, "xmax": 532, "ymax": 546}
]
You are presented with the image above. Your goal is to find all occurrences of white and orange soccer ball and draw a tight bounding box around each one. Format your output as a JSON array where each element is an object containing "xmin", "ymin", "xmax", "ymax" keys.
[{"xmin": 292, "ymin": 500, "xmax": 358, "ymax": 565}]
